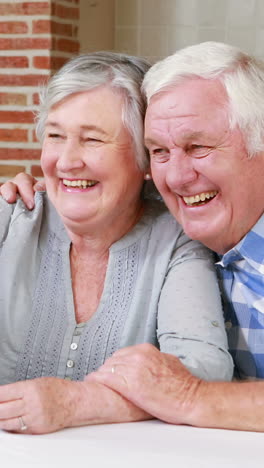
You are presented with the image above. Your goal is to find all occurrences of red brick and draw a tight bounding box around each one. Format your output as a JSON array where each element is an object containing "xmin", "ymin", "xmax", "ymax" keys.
[
  {"xmin": 0, "ymin": 148, "xmax": 41, "ymax": 160},
  {"xmin": 51, "ymin": 21, "xmax": 74, "ymax": 37},
  {"xmin": 33, "ymin": 56, "xmax": 51, "ymax": 70},
  {"xmin": 0, "ymin": 111, "xmax": 35, "ymax": 124},
  {"xmin": 0, "ymin": 2, "xmax": 50, "ymax": 16},
  {"xmin": 33, "ymin": 55, "xmax": 69, "ymax": 70},
  {"xmin": 51, "ymin": 56, "xmax": 69, "ymax": 70},
  {"xmin": 0, "ymin": 38, "xmax": 51, "ymax": 51},
  {"xmin": 32, "ymin": 19, "xmax": 51, "ymax": 34},
  {"xmin": 0, "ymin": 74, "xmax": 48, "ymax": 86},
  {"xmin": 0, "ymin": 56, "xmax": 29, "ymax": 68},
  {"xmin": 33, "ymin": 93, "xmax": 40, "ymax": 105},
  {"xmin": 33, "ymin": 20, "xmax": 74, "ymax": 37},
  {"xmin": 0, "ymin": 165, "xmax": 26, "ymax": 177},
  {"xmin": 51, "ymin": 3, "xmax": 79, "ymax": 20},
  {"xmin": 54, "ymin": 38, "xmax": 79, "ymax": 53},
  {"xmin": 31, "ymin": 165, "xmax": 43, "ymax": 177},
  {"xmin": 0, "ymin": 128, "xmax": 28, "ymax": 142},
  {"xmin": 0, "ymin": 21, "xmax": 28, "ymax": 34},
  {"xmin": 0, "ymin": 93, "xmax": 27, "ymax": 106}
]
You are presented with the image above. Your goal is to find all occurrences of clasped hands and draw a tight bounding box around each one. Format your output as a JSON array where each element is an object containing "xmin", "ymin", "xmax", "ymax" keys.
[
  {"xmin": 87, "ymin": 343, "xmax": 202, "ymax": 425},
  {"xmin": 0, "ymin": 344, "xmax": 201, "ymax": 434}
]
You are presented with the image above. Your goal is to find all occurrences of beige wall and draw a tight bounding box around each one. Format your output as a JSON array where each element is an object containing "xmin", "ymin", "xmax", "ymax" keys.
[
  {"xmin": 79, "ymin": 0, "xmax": 115, "ymax": 52},
  {"xmin": 115, "ymin": 0, "xmax": 264, "ymax": 62},
  {"xmin": 80, "ymin": 0, "xmax": 264, "ymax": 61}
]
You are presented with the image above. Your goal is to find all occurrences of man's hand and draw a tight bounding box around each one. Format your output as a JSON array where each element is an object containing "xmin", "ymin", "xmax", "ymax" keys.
[
  {"xmin": 86, "ymin": 343, "xmax": 202, "ymax": 425},
  {"xmin": 0, "ymin": 173, "xmax": 45, "ymax": 210}
]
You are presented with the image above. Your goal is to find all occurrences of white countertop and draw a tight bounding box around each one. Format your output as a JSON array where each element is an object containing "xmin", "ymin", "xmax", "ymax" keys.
[{"xmin": 1, "ymin": 419, "xmax": 263, "ymax": 467}]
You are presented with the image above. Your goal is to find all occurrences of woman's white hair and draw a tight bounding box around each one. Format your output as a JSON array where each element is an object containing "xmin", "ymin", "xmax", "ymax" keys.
[
  {"xmin": 142, "ymin": 41, "xmax": 264, "ymax": 157},
  {"xmin": 36, "ymin": 52, "xmax": 150, "ymax": 170}
]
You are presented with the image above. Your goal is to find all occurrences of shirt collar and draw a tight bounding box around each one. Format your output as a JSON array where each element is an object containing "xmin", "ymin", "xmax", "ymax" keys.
[{"xmin": 216, "ymin": 213, "xmax": 264, "ymax": 269}]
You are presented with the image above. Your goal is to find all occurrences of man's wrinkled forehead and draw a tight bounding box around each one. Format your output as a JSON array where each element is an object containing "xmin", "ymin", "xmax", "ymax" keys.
[
  {"xmin": 145, "ymin": 79, "xmax": 229, "ymax": 125},
  {"xmin": 146, "ymin": 77, "xmax": 228, "ymax": 110}
]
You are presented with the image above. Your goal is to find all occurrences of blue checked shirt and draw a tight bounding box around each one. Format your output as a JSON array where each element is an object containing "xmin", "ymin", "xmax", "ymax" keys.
[{"xmin": 216, "ymin": 214, "xmax": 264, "ymax": 379}]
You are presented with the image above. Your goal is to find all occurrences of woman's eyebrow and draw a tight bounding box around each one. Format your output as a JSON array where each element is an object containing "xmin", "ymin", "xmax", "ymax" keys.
[
  {"xmin": 79, "ymin": 125, "xmax": 108, "ymax": 136},
  {"xmin": 45, "ymin": 120, "xmax": 61, "ymax": 128}
]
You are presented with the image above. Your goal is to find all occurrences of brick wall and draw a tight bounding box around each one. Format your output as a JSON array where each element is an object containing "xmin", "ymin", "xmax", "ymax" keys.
[{"xmin": 0, "ymin": 0, "xmax": 80, "ymax": 183}]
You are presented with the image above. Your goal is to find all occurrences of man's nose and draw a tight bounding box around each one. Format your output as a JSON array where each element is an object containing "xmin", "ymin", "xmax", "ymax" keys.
[
  {"xmin": 165, "ymin": 150, "xmax": 198, "ymax": 189},
  {"xmin": 56, "ymin": 141, "xmax": 85, "ymax": 172}
]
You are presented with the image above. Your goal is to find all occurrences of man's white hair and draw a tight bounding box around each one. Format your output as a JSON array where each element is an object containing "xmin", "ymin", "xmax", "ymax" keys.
[{"xmin": 142, "ymin": 41, "xmax": 264, "ymax": 157}]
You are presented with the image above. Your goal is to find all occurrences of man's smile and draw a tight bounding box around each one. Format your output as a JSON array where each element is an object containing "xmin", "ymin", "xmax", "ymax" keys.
[{"xmin": 183, "ymin": 191, "xmax": 218, "ymax": 206}]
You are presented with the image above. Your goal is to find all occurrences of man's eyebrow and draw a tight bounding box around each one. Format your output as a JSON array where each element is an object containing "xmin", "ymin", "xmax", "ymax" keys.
[
  {"xmin": 144, "ymin": 132, "xmax": 203, "ymax": 145},
  {"xmin": 144, "ymin": 137, "xmax": 159, "ymax": 146}
]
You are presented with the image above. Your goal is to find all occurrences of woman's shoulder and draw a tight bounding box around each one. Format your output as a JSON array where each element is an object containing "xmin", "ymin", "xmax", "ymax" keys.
[
  {"xmin": 145, "ymin": 199, "xmax": 183, "ymax": 235},
  {"xmin": 145, "ymin": 199, "xmax": 213, "ymax": 261}
]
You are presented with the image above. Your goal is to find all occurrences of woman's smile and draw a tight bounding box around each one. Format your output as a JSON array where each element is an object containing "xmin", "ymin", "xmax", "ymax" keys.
[{"xmin": 61, "ymin": 178, "xmax": 99, "ymax": 191}]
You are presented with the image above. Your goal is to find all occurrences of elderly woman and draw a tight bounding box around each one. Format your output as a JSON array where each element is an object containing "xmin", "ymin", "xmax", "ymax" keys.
[{"xmin": 0, "ymin": 52, "xmax": 233, "ymax": 435}]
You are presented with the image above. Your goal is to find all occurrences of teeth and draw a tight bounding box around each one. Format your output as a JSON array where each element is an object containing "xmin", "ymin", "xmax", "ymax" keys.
[
  {"xmin": 63, "ymin": 179, "xmax": 97, "ymax": 188},
  {"xmin": 183, "ymin": 191, "xmax": 218, "ymax": 206}
]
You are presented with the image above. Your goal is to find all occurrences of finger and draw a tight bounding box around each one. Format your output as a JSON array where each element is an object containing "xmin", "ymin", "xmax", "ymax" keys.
[
  {"xmin": 5, "ymin": 173, "xmax": 37, "ymax": 209},
  {"xmin": 0, "ymin": 181, "xmax": 18, "ymax": 204},
  {"xmin": 34, "ymin": 180, "xmax": 46, "ymax": 191},
  {"xmin": 0, "ymin": 416, "xmax": 28, "ymax": 434},
  {"xmin": 93, "ymin": 358, "xmax": 125, "ymax": 374},
  {"xmin": 0, "ymin": 382, "xmax": 24, "ymax": 401},
  {"xmin": 0, "ymin": 399, "xmax": 24, "ymax": 419},
  {"xmin": 86, "ymin": 368, "xmax": 129, "ymax": 391},
  {"xmin": 15, "ymin": 175, "xmax": 37, "ymax": 209}
]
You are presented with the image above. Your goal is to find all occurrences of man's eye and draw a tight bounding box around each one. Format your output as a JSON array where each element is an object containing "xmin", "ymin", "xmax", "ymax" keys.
[
  {"xmin": 187, "ymin": 145, "xmax": 212, "ymax": 158},
  {"xmin": 150, "ymin": 148, "xmax": 170, "ymax": 162}
]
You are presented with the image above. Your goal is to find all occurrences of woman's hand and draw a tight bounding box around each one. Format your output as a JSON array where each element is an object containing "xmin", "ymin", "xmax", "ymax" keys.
[
  {"xmin": 0, "ymin": 173, "xmax": 45, "ymax": 210},
  {"xmin": 0, "ymin": 376, "xmax": 151, "ymax": 434},
  {"xmin": 0, "ymin": 377, "xmax": 78, "ymax": 434}
]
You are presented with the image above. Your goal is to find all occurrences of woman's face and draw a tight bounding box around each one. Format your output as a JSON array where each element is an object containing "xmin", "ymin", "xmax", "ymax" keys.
[{"xmin": 41, "ymin": 87, "xmax": 144, "ymax": 234}]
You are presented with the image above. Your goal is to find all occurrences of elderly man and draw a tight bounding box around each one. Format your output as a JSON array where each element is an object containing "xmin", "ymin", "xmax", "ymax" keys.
[
  {"xmin": 2, "ymin": 42, "xmax": 264, "ymax": 432},
  {"xmin": 87, "ymin": 42, "xmax": 264, "ymax": 432}
]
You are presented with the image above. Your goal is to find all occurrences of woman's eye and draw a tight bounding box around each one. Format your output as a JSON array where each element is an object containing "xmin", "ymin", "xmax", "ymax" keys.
[
  {"xmin": 48, "ymin": 133, "xmax": 61, "ymax": 139},
  {"xmin": 83, "ymin": 137, "xmax": 102, "ymax": 144}
]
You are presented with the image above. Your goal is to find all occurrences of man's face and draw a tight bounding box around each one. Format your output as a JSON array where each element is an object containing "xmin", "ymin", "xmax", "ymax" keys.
[{"xmin": 145, "ymin": 78, "xmax": 264, "ymax": 253}]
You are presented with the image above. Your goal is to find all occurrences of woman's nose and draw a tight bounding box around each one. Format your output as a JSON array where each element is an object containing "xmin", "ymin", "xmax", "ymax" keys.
[{"xmin": 56, "ymin": 141, "xmax": 85, "ymax": 172}]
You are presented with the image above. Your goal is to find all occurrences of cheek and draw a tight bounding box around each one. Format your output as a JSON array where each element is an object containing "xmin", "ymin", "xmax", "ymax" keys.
[
  {"xmin": 151, "ymin": 164, "xmax": 167, "ymax": 191},
  {"xmin": 40, "ymin": 149, "xmax": 57, "ymax": 176}
]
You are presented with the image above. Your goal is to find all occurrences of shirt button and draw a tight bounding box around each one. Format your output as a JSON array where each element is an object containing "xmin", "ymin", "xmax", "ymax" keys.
[
  {"xmin": 67, "ymin": 359, "xmax": 74, "ymax": 368},
  {"xmin": 70, "ymin": 343, "xmax": 78, "ymax": 350},
  {"xmin": 225, "ymin": 321, "xmax": 232, "ymax": 330},
  {"xmin": 211, "ymin": 320, "xmax": 219, "ymax": 327}
]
